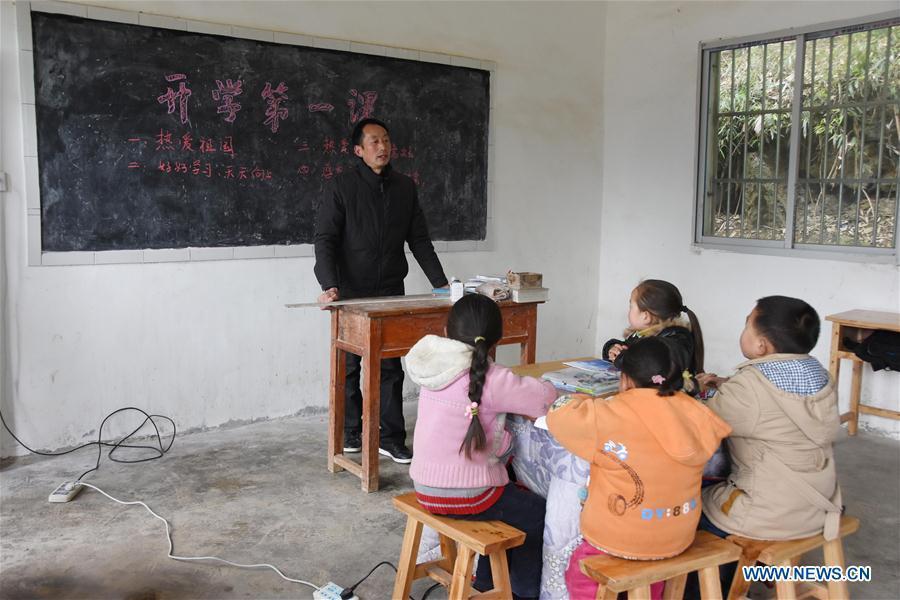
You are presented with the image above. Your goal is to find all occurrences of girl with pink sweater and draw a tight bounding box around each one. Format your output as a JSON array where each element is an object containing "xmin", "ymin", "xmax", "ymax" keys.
[{"xmin": 406, "ymin": 293, "xmax": 557, "ymax": 598}]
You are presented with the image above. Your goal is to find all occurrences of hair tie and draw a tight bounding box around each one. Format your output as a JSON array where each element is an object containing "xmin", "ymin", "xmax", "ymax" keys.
[
  {"xmin": 682, "ymin": 369, "xmax": 692, "ymax": 381},
  {"xmin": 681, "ymin": 305, "xmax": 688, "ymax": 312},
  {"xmin": 464, "ymin": 402, "xmax": 479, "ymax": 419},
  {"xmin": 651, "ymin": 374, "xmax": 666, "ymax": 385},
  {"xmin": 474, "ymin": 336, "xmax": 485, "ymax": 344}
]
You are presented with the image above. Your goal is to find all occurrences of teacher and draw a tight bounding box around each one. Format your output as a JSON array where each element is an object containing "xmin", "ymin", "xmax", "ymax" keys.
[{"xmin": 314, "ymin": 117, "xmax": 449, "ymax": 464}]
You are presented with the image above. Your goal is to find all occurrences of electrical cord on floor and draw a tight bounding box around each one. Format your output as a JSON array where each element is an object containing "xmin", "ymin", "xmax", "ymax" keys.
[
  {"xmin": 340, "ymin": 561, "xmax": 400, "ymax": 599},
  {"xmin": 5, "ymin": 410, "xmax": 435, "ymax": 597},
  {"xmin": 0, "ymin": 407, "xmax": 175, "ymax": 481},
  {"xmin": 342, "ymin": 560, "xmax": 440, "ymax": 600},
  {"xmin": 75, "ymin": 481, "xmax": 321, "ymax": 591}
]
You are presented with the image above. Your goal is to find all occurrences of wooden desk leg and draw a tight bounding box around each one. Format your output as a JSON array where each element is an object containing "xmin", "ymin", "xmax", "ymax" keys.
[
  {"xmin": 521, "ymin": 305, "xmax": 537, "ymax": 365},
  {"xmin": 848, "ymin": 361, "xmax": 863, "ymax": 436},
  {"xmin": 328, "ymin": 311, "xmax": 347, "ymax": 473},
  {"xmin": 361, "ymin": 321, "xmax": 383, "ymax": 493},
  {"xmin": 828, "ymin": 323, "xmax": 842, "ymax": 391}
]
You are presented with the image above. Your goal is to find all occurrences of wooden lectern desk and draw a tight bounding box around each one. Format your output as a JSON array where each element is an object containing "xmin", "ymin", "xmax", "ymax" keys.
[{"xmin": 326, "ymin": 295, "xmax": 542, "ymax": 492}]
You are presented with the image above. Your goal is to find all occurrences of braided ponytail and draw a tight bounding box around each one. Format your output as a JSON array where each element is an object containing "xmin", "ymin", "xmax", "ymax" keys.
[
  {"xmin": 460, "ymin": 337, "xmax": 489, "ymax": 459},
  {"xmin": 446, "ymin": 294, "xmax": 503, "ymax": 460}
]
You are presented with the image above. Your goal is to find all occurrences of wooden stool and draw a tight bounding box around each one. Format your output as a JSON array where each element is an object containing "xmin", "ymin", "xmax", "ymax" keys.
[
  {"xmin": 580, "ymin": 531, "xmax": 742, "ymax": 600},
  {"xmin": 726, "ymin": 516, "xmax": 860, "ymax": 600},
  {"xmin": 392, "ymin": 492, "xmax": 526, "ymax": 599}
]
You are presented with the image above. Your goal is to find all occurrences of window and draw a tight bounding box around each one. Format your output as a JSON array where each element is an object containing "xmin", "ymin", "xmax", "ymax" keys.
[{"xmin": 695, "ymin": 16, "xmax": 900, "ymax": 260}]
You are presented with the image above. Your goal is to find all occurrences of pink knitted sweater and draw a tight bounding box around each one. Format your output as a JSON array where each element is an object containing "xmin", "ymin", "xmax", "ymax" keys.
[{"xmin": 407, "ymin": 335, "xmax": 557, "ymax": 489}]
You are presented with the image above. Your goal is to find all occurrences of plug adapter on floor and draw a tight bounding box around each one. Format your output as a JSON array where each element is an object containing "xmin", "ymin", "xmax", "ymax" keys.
[
  {"xmin": 48, "ymin": 481, "xmax": 83, "ymax": 503},
  {"xmin": 312, "ymin": 582, "xmax": 359, "ymax": 600}
]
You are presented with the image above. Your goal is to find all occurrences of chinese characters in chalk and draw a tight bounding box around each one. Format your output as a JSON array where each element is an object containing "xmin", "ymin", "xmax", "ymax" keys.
[
  {"xmin": 212, "ymin": 79, "xmax": 243, "ymax": 123},
  {"xmin": 261, "ymin": 81, "xmax": 289, "ymax": 133},
  {"xmin": 134, "ymin": 75, "xmax": 423, "ymax": 187},
  {"xmin": 157, "ymin": 74, "xmax": 378, "ymax": 132},
  {"xmin": 157, "ymin": 73, "xmax": 192, "ymax": 125}
]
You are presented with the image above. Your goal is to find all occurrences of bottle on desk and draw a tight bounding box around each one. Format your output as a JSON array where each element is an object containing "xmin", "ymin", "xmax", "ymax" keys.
[{"xmin": 450, "ymin": 278, "xmax": 465, "ymax": 303}]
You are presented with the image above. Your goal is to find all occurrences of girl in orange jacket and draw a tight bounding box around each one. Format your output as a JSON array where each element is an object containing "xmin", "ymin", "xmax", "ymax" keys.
[{"xmin": 548, "ymin": 337, "xmax": 731, "ymax": 599}]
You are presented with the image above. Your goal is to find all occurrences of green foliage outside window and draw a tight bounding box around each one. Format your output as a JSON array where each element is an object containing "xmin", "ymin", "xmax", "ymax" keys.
[{"xmin": 704, "ymin": 23, "xmax": 899, "ymax": 250}]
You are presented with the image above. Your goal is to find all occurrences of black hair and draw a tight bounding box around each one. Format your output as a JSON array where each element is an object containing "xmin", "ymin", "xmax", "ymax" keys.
[
  {"xmin": 351, "ymin": 118, "xmax": 389, "ymax": 147},
  {"xmin": 633, "ymin": 279, "xmax": 705, "ymax": 373},
  {"xmin": 446, "ymin": 294, "xmax": 503, "ymax": 459},
  {"xmin": 617, "ymin": 337, "xmax": 685, "ymax": 397},
  {"xmin": 753, "ymin": 296, "xmax": 820, "ymax": 354}
]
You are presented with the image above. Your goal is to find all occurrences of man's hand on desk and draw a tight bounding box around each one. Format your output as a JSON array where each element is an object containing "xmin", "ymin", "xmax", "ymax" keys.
[{"xmin": 317, "ymin": 287, "xmax": 340, "ymax": 309}]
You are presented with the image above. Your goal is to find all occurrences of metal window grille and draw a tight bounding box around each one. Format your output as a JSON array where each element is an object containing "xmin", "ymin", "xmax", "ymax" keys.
[{"xmin": 696, "ymin": 17, "xmax": 899, "ymax": 258}]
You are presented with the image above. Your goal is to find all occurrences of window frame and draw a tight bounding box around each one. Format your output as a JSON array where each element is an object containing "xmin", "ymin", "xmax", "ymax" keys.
[{"xmin": 693, "ymin": 12, "xmax": 900, "ymax": 265}]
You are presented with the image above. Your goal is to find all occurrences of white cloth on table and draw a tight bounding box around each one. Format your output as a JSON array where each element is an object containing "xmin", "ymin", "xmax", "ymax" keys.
[{"xmin": 508, "ymin": 415, "xmax": 590, "ymax": 600}]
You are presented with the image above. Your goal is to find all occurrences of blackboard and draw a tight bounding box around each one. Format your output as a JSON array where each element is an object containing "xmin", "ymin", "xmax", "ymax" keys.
[{"xmin": 31, "ymin": 11, "xmax": 490, "ymax": 252}]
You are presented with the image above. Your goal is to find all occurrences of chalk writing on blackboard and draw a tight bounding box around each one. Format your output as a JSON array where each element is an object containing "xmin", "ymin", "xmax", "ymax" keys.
[
  {"xmin": 261, "ymin": 81, "xmax": 289, "ymax": 133},
  {"xmin": 157, "ymin": 73, "xmax": 192, "ymax": 124},
  {"xmin": 212, "ymin": 79, "xmax": 243, "ymax": 123},
  {"xmin": 32, "ymin": 11, "xmax": 489, "ymax": 252}
]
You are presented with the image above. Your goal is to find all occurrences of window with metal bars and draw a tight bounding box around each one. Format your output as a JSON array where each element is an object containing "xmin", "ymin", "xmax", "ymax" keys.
[{"xmin": 695, "ymin": 16, "xmax": 899, "ymax": 260}]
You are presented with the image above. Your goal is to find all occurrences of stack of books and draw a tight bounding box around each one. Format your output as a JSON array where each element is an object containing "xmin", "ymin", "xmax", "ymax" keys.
[
  {"xmin": 542, "ymin": 358, "xmax": 619, "ymax": 396},
  {"xmin": 457, "ymin": 273, "xmax": 549, "ymax": 303},
  {"xmin": 506, "ymin": 271, "xmax": 548, "ymax": 303},
  {"xmin": 464, "ymin": 274, "xmax": 507, "ymax": 292},
  {"xmin": 511, "ymin": 287, "xmax": 549, "ymax": 302}
]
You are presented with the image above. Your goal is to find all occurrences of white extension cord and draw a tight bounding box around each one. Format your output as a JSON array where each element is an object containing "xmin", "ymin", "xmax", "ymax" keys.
[{"xmin": 74, "ymin": 482, "xmax": 321, "ymax": 592}]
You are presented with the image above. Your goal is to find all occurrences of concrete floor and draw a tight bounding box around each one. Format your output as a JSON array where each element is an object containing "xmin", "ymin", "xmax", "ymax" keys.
[{"xmin": 1, "ymin": 405, "xmax": 898, "ymax": 600}]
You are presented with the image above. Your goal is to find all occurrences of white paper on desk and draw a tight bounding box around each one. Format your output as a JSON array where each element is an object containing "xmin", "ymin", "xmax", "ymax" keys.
[{"xmin": 533, "ymin": 416, "xmax": 549, "ymax": 430}]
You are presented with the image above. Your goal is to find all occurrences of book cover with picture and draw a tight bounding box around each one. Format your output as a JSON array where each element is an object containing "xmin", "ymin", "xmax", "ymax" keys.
[
  {"xmin": 563, "ymin": 358, "xmax": 619, "ymax": 380},
  {"xmin": 542, "ymin": 367, "xmax": 619, "ymax": 396}
]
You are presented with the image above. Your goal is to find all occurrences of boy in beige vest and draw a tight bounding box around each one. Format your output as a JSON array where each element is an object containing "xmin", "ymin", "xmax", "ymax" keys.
[{"xmin": 698, "ymin": 296, "xmax": 842, "ymax": 541}]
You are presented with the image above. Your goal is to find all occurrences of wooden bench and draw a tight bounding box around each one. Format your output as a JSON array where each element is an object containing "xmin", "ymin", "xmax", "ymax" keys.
[
  {"xmin": 580, "ymin": 531, "xmax": 743, "ymax": 600},
  {"xmin": 726, "ymin": 516, "xmax": 860, "ymax": 600},
  {"xmin": 392, "ymin": 492, "xmax": 526, "ymax": 599}
]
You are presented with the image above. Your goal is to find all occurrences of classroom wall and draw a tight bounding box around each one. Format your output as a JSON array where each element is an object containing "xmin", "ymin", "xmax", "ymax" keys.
[
  {"xmin": 598, "ymin": 1, "xmax": 900, "ymax": 437},
  {"xmin": 0, "ymin": 1, "xmax": 606, "ymax": 456}
]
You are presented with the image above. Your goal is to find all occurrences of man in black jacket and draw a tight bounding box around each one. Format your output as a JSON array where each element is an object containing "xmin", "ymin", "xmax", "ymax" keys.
[{"xmin": 314, "ymin": 118, "xmax": 448, "ymax": 464}]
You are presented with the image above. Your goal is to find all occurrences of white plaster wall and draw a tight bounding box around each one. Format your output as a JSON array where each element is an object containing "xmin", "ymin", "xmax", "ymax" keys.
[
  {"xmin": 0, "ymin": 1, "xmax": 605, "ymax": 455},
  {"xmin": 599, "ymin": 1, "xmax": 900, "ymax": 437}
]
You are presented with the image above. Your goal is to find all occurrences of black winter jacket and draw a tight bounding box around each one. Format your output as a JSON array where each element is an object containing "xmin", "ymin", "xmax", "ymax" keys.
[
  {"xmin": 314, "ymin": 163, "xmax": 448, "ymax": 298},
  {"xmin": 603, "ymin": 325, "xmax": 696, "ymax": 374}
]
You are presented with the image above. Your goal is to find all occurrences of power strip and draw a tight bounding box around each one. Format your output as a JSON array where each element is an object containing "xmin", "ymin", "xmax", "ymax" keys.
[
  {"xmin": 312, "ymin": 582, "xmax": 359, "ymax": 600},
  {"xmin": 49, "ymin": 481, "xmax": 83, "ymax": 503}
]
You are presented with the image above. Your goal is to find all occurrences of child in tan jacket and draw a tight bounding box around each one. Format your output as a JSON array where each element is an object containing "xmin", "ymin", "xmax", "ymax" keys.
[
  {"xmin": 549, "ymin": 337, "xmax": 730, "ymax": 599},
  {"xmin": 698, "ymin": 296, "xmax": 842, "ymax": 541}
]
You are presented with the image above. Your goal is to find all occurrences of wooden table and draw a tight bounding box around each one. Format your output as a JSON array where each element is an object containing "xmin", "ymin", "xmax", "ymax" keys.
[
  {"xmin": 826, "ymin": 310, "xmax": 900, "ymax": 435},
  {"xmin": 511, "ymin": 357, "xmax": 584, "ymax": 378},
  {"xmin": 326, "ymin": 295, "xmax": 542, "ymax": 492}
]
